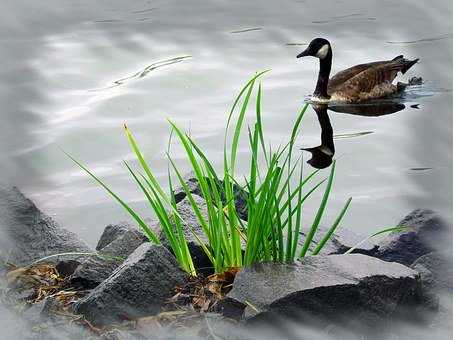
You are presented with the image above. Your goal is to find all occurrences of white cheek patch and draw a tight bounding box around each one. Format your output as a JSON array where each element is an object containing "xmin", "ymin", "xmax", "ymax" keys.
[{"xmin": 315, "ymin": 44, "xmax": 330, "ymax": 59}]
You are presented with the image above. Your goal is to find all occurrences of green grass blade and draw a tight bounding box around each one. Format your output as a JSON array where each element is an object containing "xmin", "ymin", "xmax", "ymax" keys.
[
  {"xmin": 64, "ymin": 150, "xmax": 159, "ymax": 244},
  {"xmin": 312, "ymin": 197, "xmax": 352, "ymax": 255},
  {"xmin": 124, "ymin": 124, "xmax": 170, "ymax": 204},
  {"xmin": 299, "ymin": 160, "xmax": 336, "ymax": 258},
  {"xmin": 228, "ymin": 79, "xmax": 255, "ymax": 175},
  {"xmin": 344, "ymin": 226, "xmax": 411, "ymax": 255},
  {"xmin": 256, "ymin": 82, "xmax": 268, "ymax": 165}
]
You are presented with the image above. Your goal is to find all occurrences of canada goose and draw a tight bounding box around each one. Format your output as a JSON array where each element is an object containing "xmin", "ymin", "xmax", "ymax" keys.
[{"xmin": 297, "ymin": 38, "xmax": 419, "ymax": 103}]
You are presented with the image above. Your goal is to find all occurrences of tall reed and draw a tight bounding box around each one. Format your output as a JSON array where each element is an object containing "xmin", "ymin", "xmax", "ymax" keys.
[{"xmin": 69, "ymin": 72, "xmax": 352, "ymax": 275}]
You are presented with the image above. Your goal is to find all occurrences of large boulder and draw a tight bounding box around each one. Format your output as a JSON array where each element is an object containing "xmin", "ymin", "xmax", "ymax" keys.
[
  {"xmin": 299, "ymin": 225, "xmax": 378, "ymax": 256},
  {"xmin": 0, "ymin": 186, "xmax": 92, "ymax": 266},
  {"xmin": 375, "ymin": 209, "xmax": 447, "ymax": 266},
  {"xmin": 71, "ymin": 230, "xmax": 149, "ymax": 288},
  {"xmin": 219, "ymin": 254, "xmax": 424, "ymax": 329},
  {"xmin": 73, "ymin": 243, "xmax": 187, "ymax": 326}
]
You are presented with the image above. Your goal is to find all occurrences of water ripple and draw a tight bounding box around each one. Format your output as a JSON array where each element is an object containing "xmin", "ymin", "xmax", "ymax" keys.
[
  {"xmin": 131, "ymin": 8, "xmax": 157, "ymax": 14},
  {"xmin": 312, "ymin": 13, "xmax": 376, "ymax": 24},
  {"xmin": 230, "ymin": 27, "xmax": 262, "ymax": 34},
  {"xmin": 90, "ymin": 55, "xmax": 192, "ymax": 92},
  {"xmin": 387, "ymin": 33, "xmax": 453, "ymax": 44}
]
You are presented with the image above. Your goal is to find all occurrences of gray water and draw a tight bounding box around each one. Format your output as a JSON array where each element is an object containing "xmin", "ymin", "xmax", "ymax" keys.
[
  {"xmin": 1, "ymin": 0, "xmax": 452, "ymax": 243},
  {"xmin": 1, "ymin": 0, "xmax": 453, "ymax": 338}
]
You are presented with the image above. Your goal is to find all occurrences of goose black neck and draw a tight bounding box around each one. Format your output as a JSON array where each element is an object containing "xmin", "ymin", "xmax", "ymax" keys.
[{"xmin": 314, "ymin": 51, "xmax": 332, "ymax": 99}]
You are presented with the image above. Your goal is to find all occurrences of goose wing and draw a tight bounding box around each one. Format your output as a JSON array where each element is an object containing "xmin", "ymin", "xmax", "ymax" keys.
[
  {"xmin": 329, "ymin": 57, "xmax": 418, "ymax": 100},
  {"xmin": 328, "ymin": 60, "xmax": 391, "ymax": 93}
]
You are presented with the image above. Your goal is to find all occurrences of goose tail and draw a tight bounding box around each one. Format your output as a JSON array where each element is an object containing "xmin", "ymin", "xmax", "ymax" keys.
[
  {"xmin": 392, "ymin": 55, "xmax": 404, "ymax": 61},
  {"xmin": 400, "ymin": 57, "xmax": 419, "ymax": 74}
]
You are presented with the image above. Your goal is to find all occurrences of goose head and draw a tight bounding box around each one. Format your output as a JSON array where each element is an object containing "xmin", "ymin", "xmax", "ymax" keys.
[{"xmin": 297, "ymin": 38, "xmax": 331, "ymax": 60}]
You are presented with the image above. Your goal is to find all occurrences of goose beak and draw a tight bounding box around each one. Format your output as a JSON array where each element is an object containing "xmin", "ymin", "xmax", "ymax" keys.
[{"xmin": 296, "ymin": 49, "xmax": 310, "ymax": 58}]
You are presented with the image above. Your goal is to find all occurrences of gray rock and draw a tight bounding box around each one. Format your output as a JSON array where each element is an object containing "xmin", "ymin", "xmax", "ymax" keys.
[
  {"xmin": 160, "ymin": 195, "xmax": 213, "ymax": 274},
  {"xmin": 96, "ymin": 222, "xmax": 134, "ymax": 251},
  {"xmin": 0, "ymin": 186, "xmax": 92, "ymax": 266},
  {"xmin": 173, "ymin": 173, "xmax": 248, "ymax": 221},
  {"xmin": 220, "ymin": 254, "xmax": 424, "ymax": 329},
  {"xmin": 172, "ymin": 173, "xmax": 203, "ymax": 204},
  {"xmin": 375, "ymin": 209, "xmax": 447, "ymax": 266},
  {"xmin": 55, "ymin": 260, "xmax": 80, "ymax": 278},
  {"xmin": 73, "ymin": 243, "xmax": 187, "ymax": 326},
  {"xmin": 71, "ymin": 230, "xmax": 149, "ymax": 288},
  {"xmin": 299, "ymin": 225, "xmax": 378, "ymax": 256},
  {"xmin": 96, "ymin": 221, "xmax": 150, "ymax": 251},
  {"xmin": 411, "ymin": 251, "xmax": 453, "ymax": 292}
]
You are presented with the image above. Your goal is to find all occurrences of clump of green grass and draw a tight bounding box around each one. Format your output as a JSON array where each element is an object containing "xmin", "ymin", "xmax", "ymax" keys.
[{"xmin": 68, "ymin": 72, "xmax": 352, "ymax": 276}]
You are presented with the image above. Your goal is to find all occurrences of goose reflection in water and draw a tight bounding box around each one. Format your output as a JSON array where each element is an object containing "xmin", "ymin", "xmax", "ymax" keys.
[
  {"xmin": 302, "ymin": 101, "xmax": 408, "ymax": 169},
  {"xmin": 302, "ymin": 104, "xmax": 335, "ymax": 169}
]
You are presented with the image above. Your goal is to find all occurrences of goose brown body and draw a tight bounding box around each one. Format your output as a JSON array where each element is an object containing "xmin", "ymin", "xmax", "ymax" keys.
[{"xmin": 297, "ymin": 38, "xmax": 419, "ymax": 103}]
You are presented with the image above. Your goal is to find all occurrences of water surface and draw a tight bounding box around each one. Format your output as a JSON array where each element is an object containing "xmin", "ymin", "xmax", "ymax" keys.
[{"xmin": 1, "ymin": 0, "xmax": 452, "ymax": 247}]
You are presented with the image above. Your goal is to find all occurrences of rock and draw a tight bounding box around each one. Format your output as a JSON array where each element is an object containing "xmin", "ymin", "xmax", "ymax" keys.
[
  {"xmin": 160, "ymin": 195, "xmax": 213, "ymax": 274},
  {"xmin": 73, "ymin": 243, "xmax": 187, "ymax": 326},
  {"xmin": 96, "ymin": 221, "xmax": 150, "ymax": 251},
  {"xmin": 219, "ymin": 254, "xmax": 424, "ymax": 329},
  {"xmin": 299, "ymin": 225, "xmax": 378, "ymax": 256},
  {"xmin": 375, "ymin": 209, "xmax": 447, "ymax": 266},
  {"xmin": 172, "ymin": 173, "xmax": 203, "ymax": 204},
  {"xmin": 411, "ymin": 251, "xmax": 453, "ymax": 292},
  {"xmin": 96, "ymin": 222, "xmax": 133, "ymax": 251},
  {"xmin": 71, "ymin": 231, "xmax": 149, "ymax": 288},
  {"xmin": 55, "ymin": 260, "xmax": 80, "ymax": 278},
  {"xmin": 173, "ymin": 173, "xmax": 248, "ymax": 221},
  {"xmin": 0, "ymin": 186, "xmax": 92, "ymax": 266}
]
